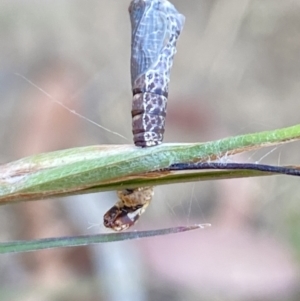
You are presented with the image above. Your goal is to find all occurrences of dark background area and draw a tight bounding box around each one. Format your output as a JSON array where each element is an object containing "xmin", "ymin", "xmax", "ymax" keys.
[{"xmin": 0, "ymin": 1, "xmax": 299, "ymax": 300}]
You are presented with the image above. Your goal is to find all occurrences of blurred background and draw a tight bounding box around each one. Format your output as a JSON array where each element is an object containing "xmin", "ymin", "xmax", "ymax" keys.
[{"xmin": 0, "ymin": 0, "xmax": 300, "ymax": 300}]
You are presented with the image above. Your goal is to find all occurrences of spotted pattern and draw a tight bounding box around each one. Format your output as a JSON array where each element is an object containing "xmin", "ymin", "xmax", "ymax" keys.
[{"xmin": 129, "ymin": 0, "xmax": 185, "ymax": 147}]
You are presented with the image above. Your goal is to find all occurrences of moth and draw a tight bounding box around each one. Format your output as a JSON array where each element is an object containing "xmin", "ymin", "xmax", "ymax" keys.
[
  {"xmin": 130, "ymin": 0, "xmax": 185, "ymax": 147},
  {"xmin": 104, "ymin": 0, "xmax": 184, "ymax": 231}
]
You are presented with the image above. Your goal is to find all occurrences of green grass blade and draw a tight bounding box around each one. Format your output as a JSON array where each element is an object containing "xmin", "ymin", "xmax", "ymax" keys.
[
  {"xmin": 0, "ymin": 123, "xmax": 300, "ymax": 203},
  {"xmin": 0, "ymin": 224, "xmax": 210, "ymax": 254}
]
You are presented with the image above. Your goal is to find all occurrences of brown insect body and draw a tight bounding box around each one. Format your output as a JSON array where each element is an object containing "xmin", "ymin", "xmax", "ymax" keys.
[{"xmin": 103, "ymin": 187, "xmax": 154, "ymax": 231}]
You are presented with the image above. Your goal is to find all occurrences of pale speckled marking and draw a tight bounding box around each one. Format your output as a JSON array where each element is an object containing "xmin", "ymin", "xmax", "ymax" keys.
[{"xmin": 129, "ymin": 0, "xmax": 185, "ymax": 147}]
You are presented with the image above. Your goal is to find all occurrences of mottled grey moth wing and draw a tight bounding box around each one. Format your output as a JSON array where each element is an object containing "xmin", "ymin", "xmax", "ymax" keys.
[{"xmin": 129, "ymin": 0, "xmax": 185, "ymax": 147}]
